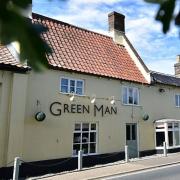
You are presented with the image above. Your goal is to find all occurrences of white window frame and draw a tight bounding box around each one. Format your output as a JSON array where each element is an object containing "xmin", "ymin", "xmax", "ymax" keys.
[
  {"xmin": 72, "ymin": 122, "xmax": 98, "ymax": 156},
  {"xmin": 155, "ymin": 121, "xmax": 180, "ymax": 149},
  {"xmin": 122, "ymin": 86, "xmax": 140, "ymax": 105},
  {"xmin": 60, "ymin": 77, "xmax": 84, "ymax": 95},
  {"xmin": 175, "ymin": 94, "xmax": 180, "ymax": 107},
  {"xmin": 155, "ymin": 123, "xmax": 166, "ymax": 149}
]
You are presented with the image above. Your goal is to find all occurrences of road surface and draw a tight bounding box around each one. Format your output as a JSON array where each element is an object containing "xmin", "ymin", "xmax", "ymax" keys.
[{"xmin": 104, "ymin": 163, "xmax": 180, "ymax": 180}]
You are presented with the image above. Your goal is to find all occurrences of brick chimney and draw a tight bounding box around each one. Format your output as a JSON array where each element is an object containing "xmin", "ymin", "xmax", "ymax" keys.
[
  {"xmin": 174, "ymin": 55, "xmax": 180, "ymax": 77},
  {"xmin": 108, "ymin": 11, "xmax": 125, "ymax": 45}
]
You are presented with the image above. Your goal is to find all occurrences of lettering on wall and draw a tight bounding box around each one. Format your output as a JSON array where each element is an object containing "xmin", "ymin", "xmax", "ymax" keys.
[{"xmin": 50, "ymin": 102, "xmax": 117, "ymax": 117}]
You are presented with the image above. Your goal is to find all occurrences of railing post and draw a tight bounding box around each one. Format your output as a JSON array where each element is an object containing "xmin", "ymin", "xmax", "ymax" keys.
[
  {"xmin": 13, "ymin": 157, "xmax": 21, "ymax": 180},
  {"xmin": 163, "ymin": 141, "xmax": 167, "ymax": 157},
  {"xmin": 125, "ymin": 145, "xmax": 129, "ymax": 162},
  {"xmin": 78, "ymin": 150, "xmax": 83, "ymax": 171}
]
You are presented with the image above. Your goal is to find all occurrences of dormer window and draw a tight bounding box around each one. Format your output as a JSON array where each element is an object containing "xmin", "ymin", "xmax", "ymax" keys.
[{"xmin": 60, "ymin": 77, "xmax": 84, "ymax": 95}]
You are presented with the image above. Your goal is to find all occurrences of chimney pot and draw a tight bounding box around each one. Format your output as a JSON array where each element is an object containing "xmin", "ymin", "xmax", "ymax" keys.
[{"xmin": 176, "ymin": 55, "xmax": 180, "ymax": 63}]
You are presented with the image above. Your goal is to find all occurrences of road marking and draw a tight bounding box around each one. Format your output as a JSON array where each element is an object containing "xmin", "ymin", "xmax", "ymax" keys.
[{"xmin": 104, "ymin": 163, "xmax": 180, "ymax": 180}]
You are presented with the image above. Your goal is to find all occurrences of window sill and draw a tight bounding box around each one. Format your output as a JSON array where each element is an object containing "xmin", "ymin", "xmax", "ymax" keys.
[
  {"xmin": 59, "ymin": 92, "xmax": 85, "ymax": 97},
  {"xmin": 122, "ymin": 104, "xmax": 142, "ymax": 107}
]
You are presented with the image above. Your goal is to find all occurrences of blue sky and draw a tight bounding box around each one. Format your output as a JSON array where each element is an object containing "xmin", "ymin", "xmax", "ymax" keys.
[{"xmin": 33, "ymin": 0, "xmax": 180, "ymax": 74}]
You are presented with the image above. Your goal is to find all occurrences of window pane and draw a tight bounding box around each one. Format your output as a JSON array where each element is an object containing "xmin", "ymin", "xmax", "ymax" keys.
[
  {"xmin": 91, "ymin": 124, "xmax": 96, "ymax": 130},
  {"xmin": 168, "ymin": 123, "xmax": 172, "ymax": 129},
  {"xmin": 61, "ymin": 78, "xmax": 68, "ymax": 86},
  {"xmin": 156, "ymin": 132, "xmax": 165, "ymax": 147},
  {"xmin": 75, "ymin": 124, "xmax": 81, "ymax": 131},
  {"xmin": 90, "ymin": 132, "xmax": 96, "ymax": 142},
  {"xmin": 126, "ymin": 125, "xmax": 130, "ymax": 140},
  {"xmin": 73, "ymin": 123, "xmax": 97, "ymax": 155},
  {"xmin": 133, "ymin": 89, "xmax": 139, "ymax": 105},
  {"xmin": 128, "ymin": 88, "xmax": 133, "ymax": 104},
  {"xmin": 175, "ymin": 95, "xmax": 179, "ymax": 106},
  {"xmin": 73, "ymin": 144, "xmax": 80, "ymax": 155},
  {"xmin": 90, "ymin": 143, "xmax": 96, "ymax": 153},
  {"xmin": 73, "ymin": 133, "xmax": 81, "ymax": 143},
  {"xmin": 61, "ymin": 78, "xmax": 84, "ymax": 95},
  {"xmin": 82, "ymin": 144, "xmax": 88, "ymax": 154},
  {"xmin": 174, "ymin": 131, "xmax": 179, "ymax": 146},
  {"xmin": 76, "ymin": 88, "xmax": 82, "ymax": 95},
  {"xmin": 132, "ymin": 125, "xmax": 136, "ymax": 140},
  {"xmin": 82, "ymin": 133, "xmax": 89, "ymax": 143},
  {"xmin": 174, "ymin": 123, "xmax": 179, "ymax": 129},
  {"xmin": 82, "ymin": 123, "xmax": 89, "ymax": 131},
  {"xmin": 123, "ymin": 87, "xmax": 128, "ymax": 104},
  {"xmin": 70, "ymin": 80, "xmax": 75, "ymax": 93},
  {"xmin": 70, "ymin": 86, "xmax": 75, "ymax": 93},
  {"xmin": 70, "ymin": 80, "xmax": 75, "ymax": 86},
  {"xmin": 77, "ymin": 81, "xmax": 83, "ymax": 88},
  {"xmin": 61, "ymin": 86, "xmax": 68, "ymax": 93},
  {"xmin": 168, "ymin": 131, "xmax": 173, "ymax": 146},
  {"xmin": 156, "ymin": 123, "xmax": 164, "ymax": 129}
]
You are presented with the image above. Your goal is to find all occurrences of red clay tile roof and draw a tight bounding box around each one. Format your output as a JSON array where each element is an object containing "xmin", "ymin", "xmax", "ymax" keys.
[
  {"xmin": 0, "ymin": 45, "xmax": 28, "ymax": 70},
  {"xmin": 33, "ymin": 13, "xmax": 147, "ymax": 84}
]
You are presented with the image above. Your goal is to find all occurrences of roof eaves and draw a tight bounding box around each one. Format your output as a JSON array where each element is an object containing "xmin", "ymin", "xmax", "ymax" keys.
[
  {"xmin": 150, "ymin": 71, "xmax": 180, "ymax": 87},
  {"xmin": 0, "ymin": 63, "xmax": 31, "ymax": 73},
  {"xmin": 49, "ymin": 64, "xmax": 149, "ymax": 85}
]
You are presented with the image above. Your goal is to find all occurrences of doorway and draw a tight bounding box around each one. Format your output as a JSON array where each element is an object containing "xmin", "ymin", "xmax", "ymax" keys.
[{"xmin": 126, "ymin": 123, "xmax": 138, "ymax": 158}]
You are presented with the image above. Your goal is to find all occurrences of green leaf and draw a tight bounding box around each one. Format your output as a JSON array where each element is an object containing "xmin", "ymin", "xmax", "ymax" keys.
[
  {"xmin": 0, "ymin": 2, "xmax": 52, "ymax": 71},
  {"xmin": 175, "ymin": 11, "xmax": 180, "ymax": 26},
  {"xmin": 0, "ymin": 0, "xmax": 52, "ymax": 71},
  {"xmin": 11, "ymin": 0, "xmax": 31, "ymax": 8},
  {"xmin": 155, "ymin": 0, "xmax": 176, "ymax": 33},
  {"xmin": 144, "ymin": 0, "xmax": 163, "ymax": 4}
]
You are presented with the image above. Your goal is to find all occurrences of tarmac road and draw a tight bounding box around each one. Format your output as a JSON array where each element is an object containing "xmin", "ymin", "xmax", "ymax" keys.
[{"xmin": 105, "ymin": 163, "xmax": 180, "ymax": 180}]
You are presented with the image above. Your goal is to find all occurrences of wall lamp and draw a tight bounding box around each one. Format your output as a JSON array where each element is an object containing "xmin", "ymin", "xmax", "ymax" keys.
[
  {"xmin": 91, "ymin": 95, "xmax": 96, "ymax": 104},
  {"xmin": 110, "ymin": 96, "xmax": 115, "ymax": 105},
  {"xmin": 35, "ymin": 112, "xmax": 46, "ymax": 121},
  {"xmin": 69, "ymin": 93, "xmax": 75, "ymax": 101}
]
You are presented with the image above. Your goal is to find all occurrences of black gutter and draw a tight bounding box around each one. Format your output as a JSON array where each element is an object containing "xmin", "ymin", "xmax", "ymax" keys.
[{"xmin": 0, "ymin": 63, "xmax": 31, "ymax": 73}]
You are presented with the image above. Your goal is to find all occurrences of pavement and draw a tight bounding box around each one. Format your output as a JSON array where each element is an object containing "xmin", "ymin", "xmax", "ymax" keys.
[{"xmin": 31, "ymin": 152, "xmax": 180, "ymax": 180}]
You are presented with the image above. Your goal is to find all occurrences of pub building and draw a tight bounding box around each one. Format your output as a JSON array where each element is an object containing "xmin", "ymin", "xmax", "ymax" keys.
[{"xmin": 0, "ymin": 11, "xmax": 180, "ymax": 178}]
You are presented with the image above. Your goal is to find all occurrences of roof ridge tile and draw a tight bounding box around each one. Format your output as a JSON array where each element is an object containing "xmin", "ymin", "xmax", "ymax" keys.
[{"xmin": 32, "ymin": 12, "xmax": 112, "ymax": 39}]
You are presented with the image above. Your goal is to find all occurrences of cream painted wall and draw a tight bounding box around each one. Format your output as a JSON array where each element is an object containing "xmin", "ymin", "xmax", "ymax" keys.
[
  {"xmin": 6, "ymin": 73, "xmax": 28, "ymax": 164},
  {"xmin": 0, "ymin": 69, "xmax": 180, "ymax": 166},
  {"xmin": 22, "ymin": 70, "xmax": 180, "ymax": 162},
  {"xmin": 0, "ymin": 71, "xmax": 13, "ymax": 167},
  {"xmin": 0, "ymin": 71, "xmax": 28, "ymax": 167}
]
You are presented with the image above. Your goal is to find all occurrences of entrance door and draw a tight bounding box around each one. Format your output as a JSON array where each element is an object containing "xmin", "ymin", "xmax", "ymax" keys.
[{"xmin": 126, "ymin": 123, "xmax": 138, "ymax": 158}]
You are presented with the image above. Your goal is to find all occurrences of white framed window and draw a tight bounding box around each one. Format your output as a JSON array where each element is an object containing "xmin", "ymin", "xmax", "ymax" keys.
[
  {"xmin": 60, "ymin": 77, "xmax": 84, "ymax": 95},
  {"xmin": 155, "ymin": 121, "xmax": 180, "ymax": 148},
  {"xmin": 175, "ymin": 94, "xmax": 180, "ymax": 107},
  {"xmin": 122, "ymin": 86, "xmax": 139, "ymax": 105},
  {"xmin": 155, "ymin": 123, "xmax": 165, "ymax": 147},
  {"xmin": 73, "ymin": 123, "xmax": 97, "ymax": 156}
]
